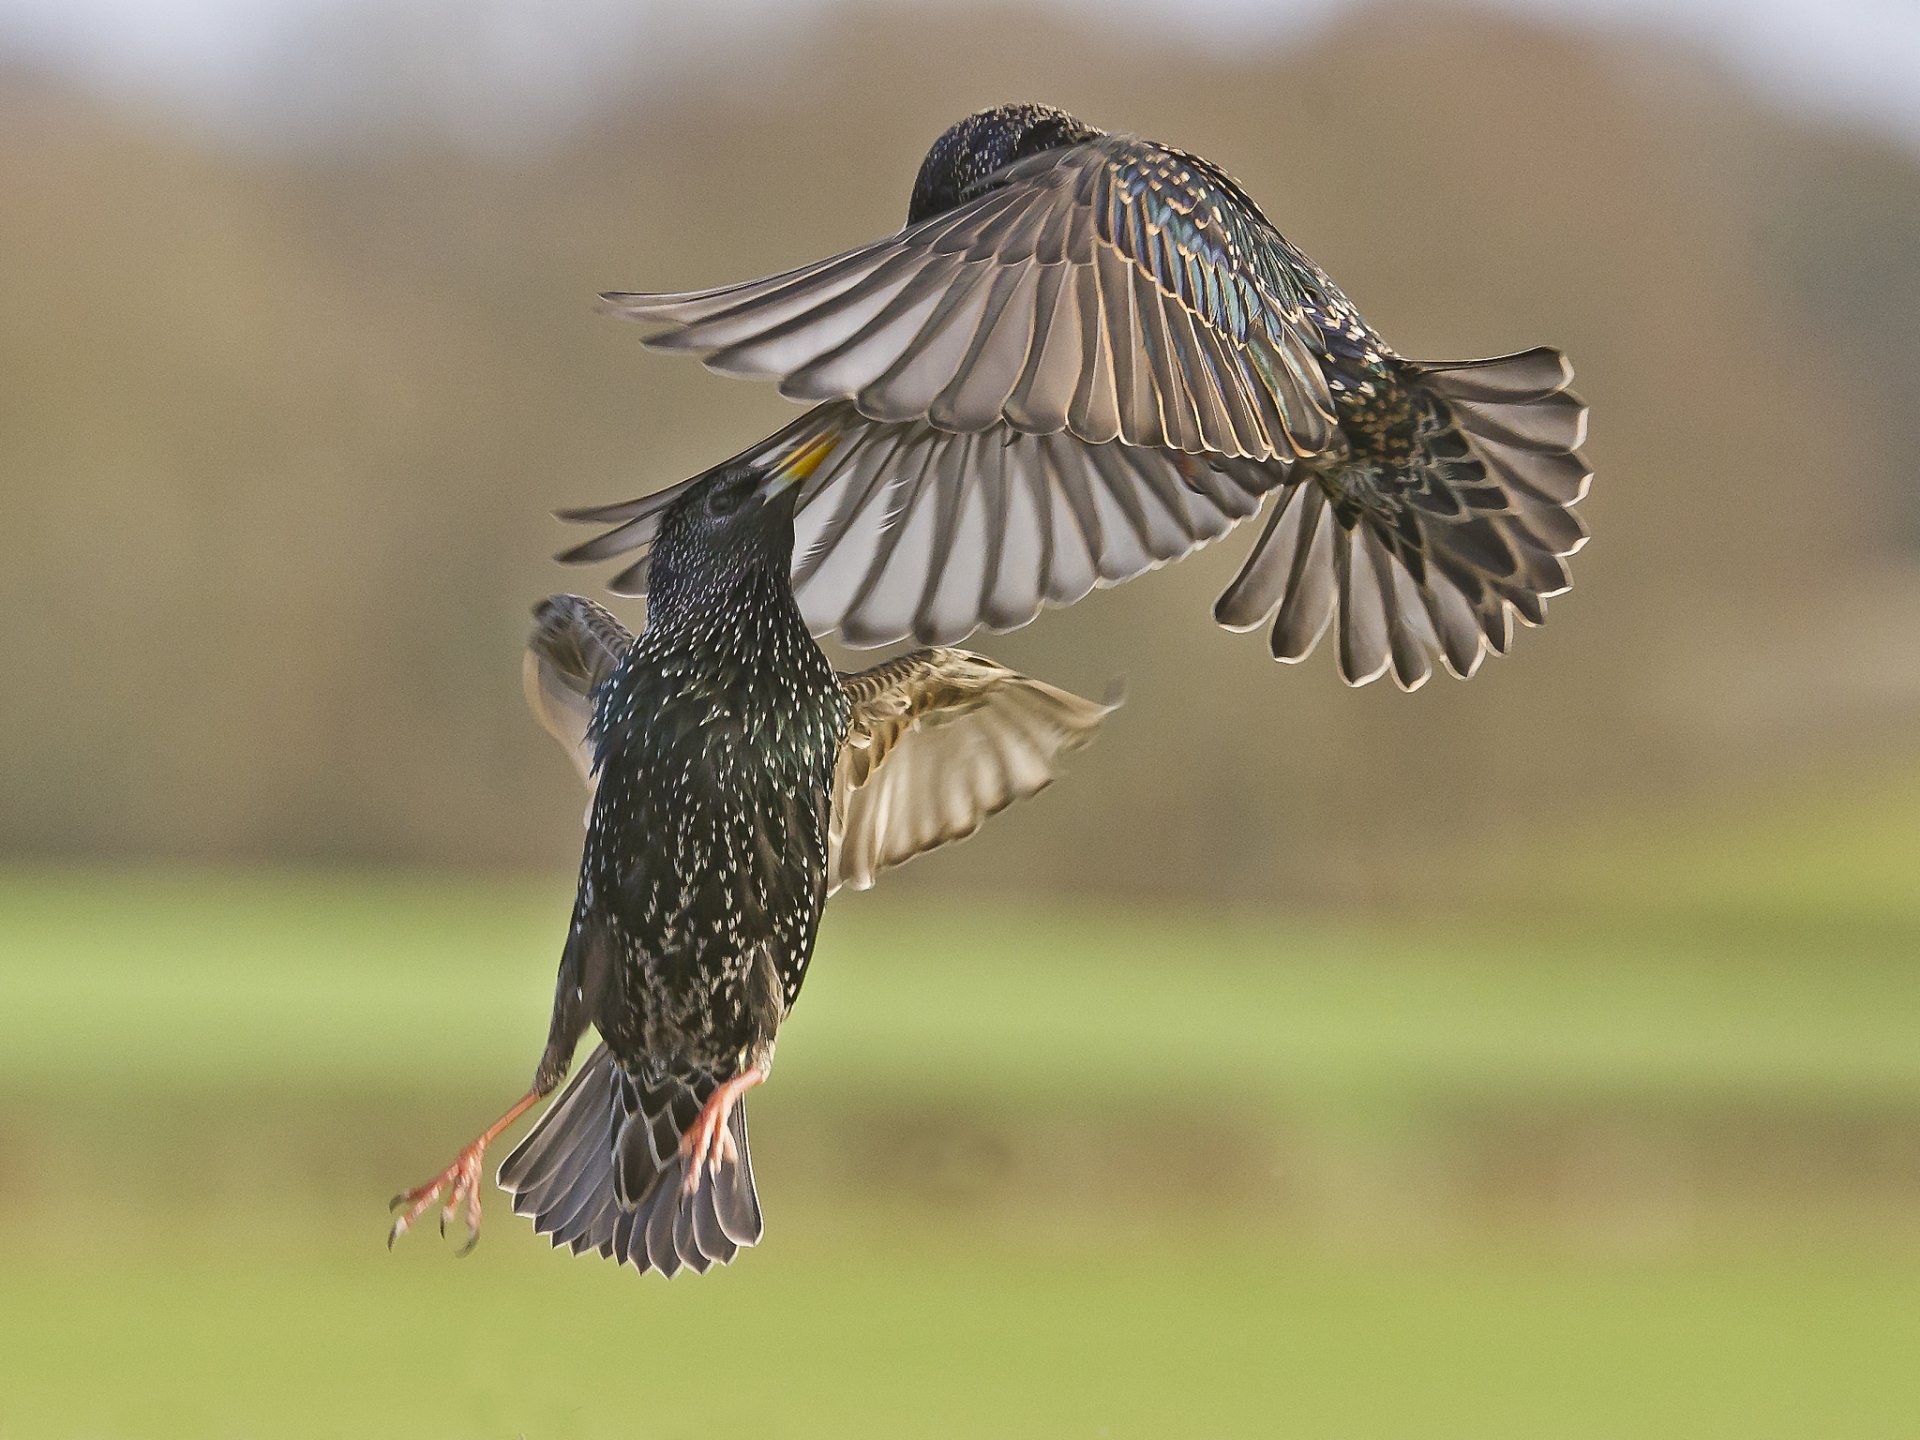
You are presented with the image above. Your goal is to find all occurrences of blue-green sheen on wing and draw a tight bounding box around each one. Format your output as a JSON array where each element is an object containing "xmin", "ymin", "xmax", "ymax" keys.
[
  {"xmin": 578, "ymin": 105, "xmax": 1591, "ymax": 692},
  {"xmin": 599, "ymin": 134, "xmax": 1336, "ymax": 462}
]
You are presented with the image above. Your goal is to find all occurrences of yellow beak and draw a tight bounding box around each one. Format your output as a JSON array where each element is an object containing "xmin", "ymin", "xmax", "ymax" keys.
[{"xmin": 760, "ymin": 429, "xmax": 839, "ymax": 497}]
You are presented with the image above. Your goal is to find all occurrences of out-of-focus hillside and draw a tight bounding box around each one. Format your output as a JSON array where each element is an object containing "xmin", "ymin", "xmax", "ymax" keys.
[{"xmin": 5, "ymin": 4, "xmax": 1919, "ymax": 896}]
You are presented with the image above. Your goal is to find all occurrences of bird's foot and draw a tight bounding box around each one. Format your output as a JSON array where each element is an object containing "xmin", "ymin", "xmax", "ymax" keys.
[
  {"xmin": 387, "ymin": 1086, "xmax": 544, "ymax": 1255},
  {"xmin": 388, "ymin": 1141, "xmax": 489, "ymax": 1256},
  {"xmin": 679, "ymin": 1069, "xmax": 766, "ymax": 1195}
]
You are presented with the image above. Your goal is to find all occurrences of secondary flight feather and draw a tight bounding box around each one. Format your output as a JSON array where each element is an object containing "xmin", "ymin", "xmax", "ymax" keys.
[{"xmin": 566, "ymin": 103, "xmax": 1591, "ymax": 691}]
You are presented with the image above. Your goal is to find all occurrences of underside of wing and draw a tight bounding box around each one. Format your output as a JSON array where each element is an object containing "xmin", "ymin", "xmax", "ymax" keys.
[
  {"xmin": 790, "ymin": 404, "xmax": 1281, "ymax": 648},
  {"xmin": 599, "ymin": 137, "xmax": 1334, "ymax": 461},
  {"xmin": 557, "ymin": 402, "xmax": 1280, "ymax": 647},
  {"xmin": 829, "ymin": 649, "xmax": 1116, "ymax": 894}
]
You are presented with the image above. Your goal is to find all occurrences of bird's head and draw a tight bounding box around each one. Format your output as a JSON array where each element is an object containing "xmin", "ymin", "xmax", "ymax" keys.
[
  {"xmin": 907, "ymin": 103, "xmax": 1102, "ymax": 224},
  {"xmin": 644, "ymin": 432, "xmax": 840, "ymax": 614}
]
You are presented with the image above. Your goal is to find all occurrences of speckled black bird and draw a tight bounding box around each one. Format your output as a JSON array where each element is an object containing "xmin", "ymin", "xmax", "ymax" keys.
[
  {"xmin": 389, "ymin": 437, "xmax": 1114, "ymax": 1276},
  {"xmin": 564, "ymin": 103, "xmax": 1590, "ymax": 691}
]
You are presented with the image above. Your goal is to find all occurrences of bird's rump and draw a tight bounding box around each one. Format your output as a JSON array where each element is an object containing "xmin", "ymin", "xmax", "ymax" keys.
[{"xmin": 599, "ymin": 135, "xmax": 1335, "ymax": 461}]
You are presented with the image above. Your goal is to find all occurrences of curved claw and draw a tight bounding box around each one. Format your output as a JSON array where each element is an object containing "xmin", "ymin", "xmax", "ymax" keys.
[
  {"xmin": 387, "ymin": 1192, "xmax": 435, "ymax": 1249},
  {"xmin": 386, "ymin": 1086, "xmax": 544, "ymax": 1257},
  {"xmin": 442, "ymin": 1170, "xmax": 479, "ymax": 1252},
  {"xmin": 711, "ymin": 1124, "xmax": 739, "ymax": 1178},
  {"xmin": 387, "ymin": 1155, "xmax": 467, "ymax": 1255}
]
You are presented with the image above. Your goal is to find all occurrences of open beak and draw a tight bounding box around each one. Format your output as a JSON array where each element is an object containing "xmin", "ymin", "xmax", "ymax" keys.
[{"xmin": 756, "ymin": 429, "xmax": 840, "ymax": 501}]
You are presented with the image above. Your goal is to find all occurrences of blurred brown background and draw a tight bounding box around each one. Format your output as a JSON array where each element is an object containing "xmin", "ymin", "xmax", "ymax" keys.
[{"xmin": 7, "ymin": 1, "xmax": 1919, "ymax": 898}]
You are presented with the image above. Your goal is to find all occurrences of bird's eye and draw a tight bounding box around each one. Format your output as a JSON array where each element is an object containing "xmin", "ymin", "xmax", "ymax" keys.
[{"xmin": 708, "ymin": 483, "xmax": 745, "ymax": 517}]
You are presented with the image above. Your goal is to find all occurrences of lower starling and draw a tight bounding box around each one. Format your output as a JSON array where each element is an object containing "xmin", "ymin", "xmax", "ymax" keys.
[
  {"xmin": 388, "ymin": 436, "xmax": 1114, "ymax": 1275},
  {"xmin": 569, "ymin": 103, "xmax": 1590, "ymax": 691}
]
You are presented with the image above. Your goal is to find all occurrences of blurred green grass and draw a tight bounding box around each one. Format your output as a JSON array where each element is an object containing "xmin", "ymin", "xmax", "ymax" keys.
[
  {"xmin": 5, "ymin": 1237, "xmax": 1914, "ymax": 1439},
  {"xmin": 6, "ymin": 847, "xmax": 1918, "ymax": 1109},
  {"xmin": 1, "ymin": 773, "xmax": 1917, "ymax": 1439}
]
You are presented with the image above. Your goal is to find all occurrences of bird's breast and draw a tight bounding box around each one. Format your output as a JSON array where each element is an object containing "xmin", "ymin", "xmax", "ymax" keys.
[{"xmin": 583, "ymin": 646, "xmax": 846, "ymax": 943}]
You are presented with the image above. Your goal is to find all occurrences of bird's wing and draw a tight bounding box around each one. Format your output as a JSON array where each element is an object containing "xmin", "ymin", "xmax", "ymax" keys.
[
  {"xmin": 559, "ymin": 401, "xmax": 1279, "ymax": 647},
  {"xmin": 522, "ymin": 593, "xmax": 632, "ymax": 788},
  {"xmin": 599, "ymin": 135, "xmax": 1335, "ymax": 462},
  {"xmin": 829, "ymin": 649, "xmax": 1116, "ymax": 895}
]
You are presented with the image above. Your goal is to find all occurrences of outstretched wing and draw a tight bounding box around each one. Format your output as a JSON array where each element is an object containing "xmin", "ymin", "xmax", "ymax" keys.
[
  {"xmin": 521, "ymin": 594, "xmax": 631, "ymax": 787},
  {"xmin": 600, "ymin": 136, "xmax": 1335, "ymax": 461},
  {"xmin": 557, "ymin": 401, "xmax": 1278, "ymax": 647},
  {"xmin": 830, "ymin": 649, "xmax": 1116, "ymax": 894}
]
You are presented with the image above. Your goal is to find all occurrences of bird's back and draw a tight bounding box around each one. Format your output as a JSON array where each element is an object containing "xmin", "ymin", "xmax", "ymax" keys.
[{"xmin": 573, "ymin": 104, "xmax": 1589, "ymax": 692}]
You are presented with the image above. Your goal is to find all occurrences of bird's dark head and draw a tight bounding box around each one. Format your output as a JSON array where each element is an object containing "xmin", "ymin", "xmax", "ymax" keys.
[
  {"xmin": 907, "ymin": 104, "xmax": 1102, "ymax": 224},
  {"xmin": 643, "ymin": 432, "xmax": 839, "ymax": 620}
]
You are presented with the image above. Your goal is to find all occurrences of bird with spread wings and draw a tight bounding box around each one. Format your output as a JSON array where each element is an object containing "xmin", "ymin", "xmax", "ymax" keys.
[{"xmin": 561, "ymin": 104, "xmax": 1591, "ymax": 691}]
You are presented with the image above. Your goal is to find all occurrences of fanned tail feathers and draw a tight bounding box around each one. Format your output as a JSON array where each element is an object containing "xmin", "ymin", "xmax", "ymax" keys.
[
  {"xmin": 496, "ymin": 1045, "xmax": 763, "ymax": 1277},
  {"xmin": 1214, "ymin": 346, "xmax": 1590, "ymax": 689}
]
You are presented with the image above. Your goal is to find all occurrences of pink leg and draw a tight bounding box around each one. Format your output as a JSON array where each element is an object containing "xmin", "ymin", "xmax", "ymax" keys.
[
  {"xmin": 678, "ymin": 1069, "xmax": 767, "ymax": 1194},
  {"xmin": 388, "ymin": 1088, "xmax": 543, "ymax": 1255}
]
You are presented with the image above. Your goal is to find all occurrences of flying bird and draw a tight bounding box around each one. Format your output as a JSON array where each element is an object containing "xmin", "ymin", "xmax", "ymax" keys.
[
  {"xmin": 389, "ymin": 437, "xmax": 1114, "ymax": 1276},
  {"xmin": 564, "ymin": 103, "xmax": 1590, "ymax": 691}
]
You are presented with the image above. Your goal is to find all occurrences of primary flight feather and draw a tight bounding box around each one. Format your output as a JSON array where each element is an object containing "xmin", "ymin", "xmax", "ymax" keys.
[{"xmin": 568, "ymin": 103, "xmax": 1591, "ymax": 691}]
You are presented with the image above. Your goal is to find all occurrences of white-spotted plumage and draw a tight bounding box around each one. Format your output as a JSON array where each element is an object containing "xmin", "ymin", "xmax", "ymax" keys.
[{"xmin": 499, "ymin": 461, "xmax": 1114, "ymax": 1277}]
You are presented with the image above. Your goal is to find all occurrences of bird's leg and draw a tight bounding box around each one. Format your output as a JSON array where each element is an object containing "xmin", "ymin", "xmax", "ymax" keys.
[
  {"xmin": 679, "ymin": 1068, "xmax": 767, "ymax": 1194},
  {"xmin": 387, "ymin": 1085, "xmax": 546, "ymax": 1256},
  {"xmin": 390, "ymin": 926, "xmax": 595, "ymax": 1255}
]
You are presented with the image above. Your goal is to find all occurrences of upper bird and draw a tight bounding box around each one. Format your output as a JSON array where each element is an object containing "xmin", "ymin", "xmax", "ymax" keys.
[
  {"xmin": 565, "ymin": 103, "xmax": 1590, "ymax": 691},
  {"xmin": 389, "ymin": 435, "xmax": 1114, "ymax": 1277}
]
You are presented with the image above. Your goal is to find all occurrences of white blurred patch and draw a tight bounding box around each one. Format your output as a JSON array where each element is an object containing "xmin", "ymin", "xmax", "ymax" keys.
[{"xmin": 2, "ymin": 0, "xmax": 1917, "ymax": 157}]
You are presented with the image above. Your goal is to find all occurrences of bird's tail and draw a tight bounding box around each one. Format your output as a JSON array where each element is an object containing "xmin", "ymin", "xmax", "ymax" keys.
[
  {"xmin": 1214, "ymin": 346, "xmax": 1590, "ymax": 690},
  {"xmin": 496, "ymin": 1044, "xmax": 762, "ymax": 1277}
]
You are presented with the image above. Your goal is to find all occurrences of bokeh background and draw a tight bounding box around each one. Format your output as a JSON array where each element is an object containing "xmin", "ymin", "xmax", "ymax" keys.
[{"xmin": 4, "ymin": 0, "xmax": 1919, "ymax": 1435}]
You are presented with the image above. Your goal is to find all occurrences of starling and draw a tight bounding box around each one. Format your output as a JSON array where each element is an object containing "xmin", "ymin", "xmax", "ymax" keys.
[
  {"xmin": 565, "ymin": 103, "xmax": 1590, "ymax": 691},
  {"xmin": 389, "ymin": 436, "xmax": 1114, "ymax": 1275}
]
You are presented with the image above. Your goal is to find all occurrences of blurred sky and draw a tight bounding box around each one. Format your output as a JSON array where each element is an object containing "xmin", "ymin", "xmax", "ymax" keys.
[{"xmin": 4, "ymin": 0, "xmax": 1918, "ymax": 154}]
